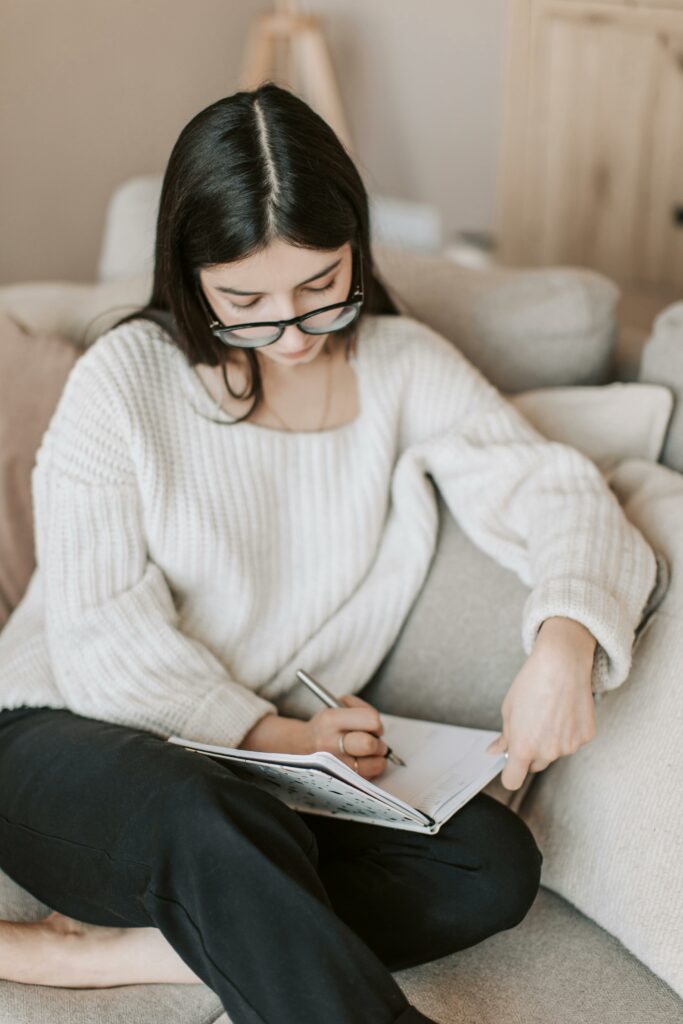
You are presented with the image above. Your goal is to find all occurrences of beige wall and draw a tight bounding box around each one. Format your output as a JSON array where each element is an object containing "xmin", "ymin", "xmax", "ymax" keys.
[
  {"xmin": 0, "ymin": 0, "xmax": 264, "ymax": 284},
  {"xmin": 0, "ymin": 0, "xmax": 507, "ymax": 284},
  {"xmin": 311, "ymin": 1, "xmax": 507, "ymax": 248}
]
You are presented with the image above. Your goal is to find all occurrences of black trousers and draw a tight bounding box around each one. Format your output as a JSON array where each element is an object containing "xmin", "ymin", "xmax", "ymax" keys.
[{"xmin": 0, "ymin": 706, "xmax": 543, "ymax": 1024}]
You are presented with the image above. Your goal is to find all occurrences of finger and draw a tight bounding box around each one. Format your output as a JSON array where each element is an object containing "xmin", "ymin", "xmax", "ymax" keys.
[
  {"xmin": 340, "ymin": 694, "xmax": 375, "ymax": 708},
  {"xmin": 529, "ymin": 758, "xmax": 552, "ymax": 772},
  {"xmin": 354, "ymin": 756, "xmax": 388, "ymax": 779},
  {"xmin": 486, "ymin": 733, "xmax": 506, "ymax": 754},
  {"xmin": 328, "ymin": 703, "xmax": 384, "ymax": 736},
  {"xmin": 500, "ymin": 751, "xmax": 531, "ymax": 791},
  {"xmin": 338, "ymin": 694, "xmax": 384, "ymax": 732},
  {"xmin": 341, "ymin": 730, "xmax": 388, "ymax": 758}
]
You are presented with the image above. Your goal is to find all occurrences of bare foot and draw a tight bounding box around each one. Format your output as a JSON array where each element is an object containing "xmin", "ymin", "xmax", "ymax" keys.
[
  {"xmin": 0, "ymin": 912, "xmax": 204, "ymax": 988},
  {"xmin": 42, "ymin": 910, "xmax": 90, "ymax": 936}
]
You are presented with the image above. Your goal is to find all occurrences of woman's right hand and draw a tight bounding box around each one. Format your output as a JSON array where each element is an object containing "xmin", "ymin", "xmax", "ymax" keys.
[{"xmin": 303, "ymin": 693, "xmax": 389, "ymax": 780}]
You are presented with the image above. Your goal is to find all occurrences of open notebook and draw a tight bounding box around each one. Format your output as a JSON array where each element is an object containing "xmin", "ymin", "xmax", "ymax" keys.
[{"xmin": 168, "ymin": 714, "xmax": 508, "ymax": 835}]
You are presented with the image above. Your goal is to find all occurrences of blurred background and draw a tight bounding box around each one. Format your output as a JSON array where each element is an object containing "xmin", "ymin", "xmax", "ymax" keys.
[{"xmin": 2, "ymin": 0, "xmax": 682, "ymax": 357}]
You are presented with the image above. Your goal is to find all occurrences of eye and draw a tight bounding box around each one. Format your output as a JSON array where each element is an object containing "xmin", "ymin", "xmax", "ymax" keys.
[
  {"xmin": 307, "ymin": 278, "xmax": 336, "ymax": 293},
  {"xmin": 228, "ymin": 278, "xmax": 337, "ymax": 312}
]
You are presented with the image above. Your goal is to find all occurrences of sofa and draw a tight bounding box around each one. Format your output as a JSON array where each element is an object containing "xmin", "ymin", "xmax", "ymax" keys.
[{"xmin": 0, "ymin": 179, "xmax": 681, "ymax": 1023}]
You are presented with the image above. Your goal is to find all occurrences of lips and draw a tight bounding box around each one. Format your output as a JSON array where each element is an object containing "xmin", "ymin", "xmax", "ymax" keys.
[{"xmin": 282, "ymin": 347, "xmax": 312, "ymax": 358}]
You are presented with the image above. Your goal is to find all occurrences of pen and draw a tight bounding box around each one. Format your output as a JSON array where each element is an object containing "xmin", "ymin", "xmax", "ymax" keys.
[{"xmin": 295, "ymin": 668, "xmax": 407, "ymax": 767}]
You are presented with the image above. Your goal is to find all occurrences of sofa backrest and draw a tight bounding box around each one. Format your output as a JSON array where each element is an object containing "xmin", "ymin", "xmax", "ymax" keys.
[{"xmin": 0, "ymin": 246, "xmax": 622, "ymax": 387}]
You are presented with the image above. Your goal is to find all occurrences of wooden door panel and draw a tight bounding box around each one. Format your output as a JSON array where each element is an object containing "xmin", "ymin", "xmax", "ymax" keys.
[{"xmin": 497, "ymin": 1, "xmax": 683, "ymax": 290}]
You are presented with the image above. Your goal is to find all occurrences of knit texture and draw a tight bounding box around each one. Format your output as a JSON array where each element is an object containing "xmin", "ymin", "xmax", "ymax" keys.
[{"xmin": 0, "ymin": 314, "xmax": 657, "ymax": 747}]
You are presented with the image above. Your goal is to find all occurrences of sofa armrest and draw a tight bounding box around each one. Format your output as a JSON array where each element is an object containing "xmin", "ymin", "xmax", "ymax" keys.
[
  {"xmin": 0, "ymin": 274, "xmax": 151, "ymax": 348},
  {"xmin": 518, "ymin": 458, "xmax": 683, "ymax": 998}
]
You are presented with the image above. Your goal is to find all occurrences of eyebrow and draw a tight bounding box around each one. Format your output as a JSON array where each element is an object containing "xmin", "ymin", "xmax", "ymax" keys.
[{"xmin": 212, "ymin": 258, "xmax": 343, "ymax": 296}]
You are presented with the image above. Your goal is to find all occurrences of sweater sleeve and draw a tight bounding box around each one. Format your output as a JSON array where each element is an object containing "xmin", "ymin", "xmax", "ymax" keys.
[
  {"xmin": 400, "ymin": 321, "xmax": 658, "ymax": 695},
  {"xmin": 31, "ymin": 340, "xmax": 279, "ymax": 746}
]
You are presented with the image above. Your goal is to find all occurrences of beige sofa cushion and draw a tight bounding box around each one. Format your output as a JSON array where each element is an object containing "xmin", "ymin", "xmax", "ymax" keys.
[
  {"xmin": 2, "ymin": 880, "xmax": 682, "ymax": 1024},
  {"xmin": 0, "ymin": 314, "xmax": 79, "ymax": 629},
  {"xmin": 509, "ymin": 383, "xmax": 673, "ymax": 473},
  {"xmin": 639, "ymin": 301, "xmax": 683, "ymax": 473},
  {"xmin": 519, "ymin": 459, "xmax": 683, "ymax": 998},
  {"xmin": 373, "ymin": 245, "xmax": 620, "ymax": 391}
]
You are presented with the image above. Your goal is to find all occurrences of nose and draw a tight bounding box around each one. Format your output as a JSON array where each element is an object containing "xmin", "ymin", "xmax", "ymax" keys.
[{"xmin": 278, "ymin": 320, "xmax": 310, "ymax": 354}]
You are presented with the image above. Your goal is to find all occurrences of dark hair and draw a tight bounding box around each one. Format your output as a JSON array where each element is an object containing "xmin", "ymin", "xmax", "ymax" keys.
[{"xmin": 111, "ymin": 82, "xmax": 403, "ymax": 425}]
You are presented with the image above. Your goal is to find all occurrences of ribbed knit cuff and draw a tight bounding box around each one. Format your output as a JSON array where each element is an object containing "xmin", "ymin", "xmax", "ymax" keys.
[
  {"xmin": 521, "ymin": 578, "xmax": 636, "ymax": 696},
  {"xmin": 179, "ymin": 683, "xmax": 279, "ymax": 749}
]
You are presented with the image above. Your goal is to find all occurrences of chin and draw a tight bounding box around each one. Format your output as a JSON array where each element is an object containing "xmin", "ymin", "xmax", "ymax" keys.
[{"xmin": 276, "ymin": 337, "xmax": 329, "ymax": 361}]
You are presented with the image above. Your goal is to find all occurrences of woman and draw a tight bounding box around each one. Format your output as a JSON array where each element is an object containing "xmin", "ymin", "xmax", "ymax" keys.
[{"xmin": 0, "ymin": 83, "xmax": 657, "ymax": 1023}]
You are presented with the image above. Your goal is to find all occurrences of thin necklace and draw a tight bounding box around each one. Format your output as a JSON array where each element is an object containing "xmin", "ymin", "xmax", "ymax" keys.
[{"xmin": 213, "ymin": 347, "xmax": 334, "ymax": 432}]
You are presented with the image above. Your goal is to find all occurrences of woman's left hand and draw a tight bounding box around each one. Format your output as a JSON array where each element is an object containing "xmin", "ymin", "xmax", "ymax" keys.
[{"xmin": 486, "ymin": 616, "xmax": 598, "ymax": 791}]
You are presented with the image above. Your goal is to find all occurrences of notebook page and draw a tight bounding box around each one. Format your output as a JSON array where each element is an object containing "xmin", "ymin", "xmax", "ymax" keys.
[{"xmin": 369, "ymin": 714, "xmax": 505, "ymax": 818}]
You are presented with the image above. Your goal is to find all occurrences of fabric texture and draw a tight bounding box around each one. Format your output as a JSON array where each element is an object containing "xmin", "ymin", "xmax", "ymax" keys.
[
  {"xmin": 2, "ymin": 877, "xmax": 680, "ymax": 1024},
  {"xmin": 97, "ymin": 173, "xmax": 161, "ymax": 282},
  {"xmin": 373, "ymin": 245, "xmax": 619, "ymax": 392},
  {"xmin": 0, "ymin": 273, "xmax": 151, "ymax": 347},
  {"xmin": 0, "ymin": 313, "xmax": 658, "ymax": 750},
  {"xmin": 508, "ymin": 383, "xmax": 673, "ymax": 473},
  {"xmin": 520, "ymin": 458, "xmax": 683, "ymax": 998},
  {"xmin": 389, "ymin": 884, "xmax": 683, "ymax": 1024},
  {"xmin": 639, "ymin": 300, "xmax": 683, "ymax": 472},
  {"xmin": 0, "ymin": 314, "xmax": 80, "ymax": 630}
]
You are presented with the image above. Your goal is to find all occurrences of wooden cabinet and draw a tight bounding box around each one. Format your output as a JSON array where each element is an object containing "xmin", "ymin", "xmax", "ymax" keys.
[{"xmin": 495, "ymin": 0, "xmax": 683, "ymax": 293}]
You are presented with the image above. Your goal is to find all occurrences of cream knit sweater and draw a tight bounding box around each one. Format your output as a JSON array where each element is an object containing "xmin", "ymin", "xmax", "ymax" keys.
[{"xmin": 0, "ymin": 314, "xmax": 657, "ymax": 747}]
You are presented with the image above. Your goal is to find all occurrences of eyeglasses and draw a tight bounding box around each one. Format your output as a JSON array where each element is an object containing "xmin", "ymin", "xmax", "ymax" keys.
[{"xmin": 197, "ymin": 245, "xmax": 364, "ymax": 349}]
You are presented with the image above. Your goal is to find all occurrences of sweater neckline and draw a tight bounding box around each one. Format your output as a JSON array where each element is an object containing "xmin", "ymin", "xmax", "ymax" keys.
[{"xmin": 172, "ymin": 323, "xmax": 368, "ymax": 439}]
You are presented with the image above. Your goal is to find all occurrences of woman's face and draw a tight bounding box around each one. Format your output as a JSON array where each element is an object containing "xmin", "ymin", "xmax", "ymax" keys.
[{"xmin": 198, "ymin": 238, "xmax": 354, "ymax": 370}]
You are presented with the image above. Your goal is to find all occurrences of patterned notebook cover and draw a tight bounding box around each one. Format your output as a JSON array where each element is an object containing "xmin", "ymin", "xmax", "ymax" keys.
[{"xmin": 168, "ymin": 714, "xmax": 506, "ymax": 835}]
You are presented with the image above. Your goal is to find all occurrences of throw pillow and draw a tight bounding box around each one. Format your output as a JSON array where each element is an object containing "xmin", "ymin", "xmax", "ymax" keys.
[
  {"xmin": 508, "ymin": 383, "xmax": 673, "ymax": 473},
  {"xmin": 0, "ymin": 314, "xmax": 80, "ymax": 628},
  {"xmin": 372, "ymin": 244, "xmax": 619, "ymax": 391}
]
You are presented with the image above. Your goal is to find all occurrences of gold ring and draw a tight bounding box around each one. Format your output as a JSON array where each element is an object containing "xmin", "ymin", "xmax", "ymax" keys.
[{"xmin": 339, "ymin": 734, "xmax": 359, "ymax": 772}]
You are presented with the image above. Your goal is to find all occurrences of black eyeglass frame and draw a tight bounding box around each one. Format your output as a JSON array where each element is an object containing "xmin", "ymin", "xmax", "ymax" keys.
[{"xmin": 196, "ymin": 243, "xmax": 365, "ymax": 349}]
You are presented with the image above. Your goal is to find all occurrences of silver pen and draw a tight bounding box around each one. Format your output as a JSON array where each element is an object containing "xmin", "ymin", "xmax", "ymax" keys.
[{"xmin": 295, "ymin": 668, "xmax": 407, "ymax": 767}]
